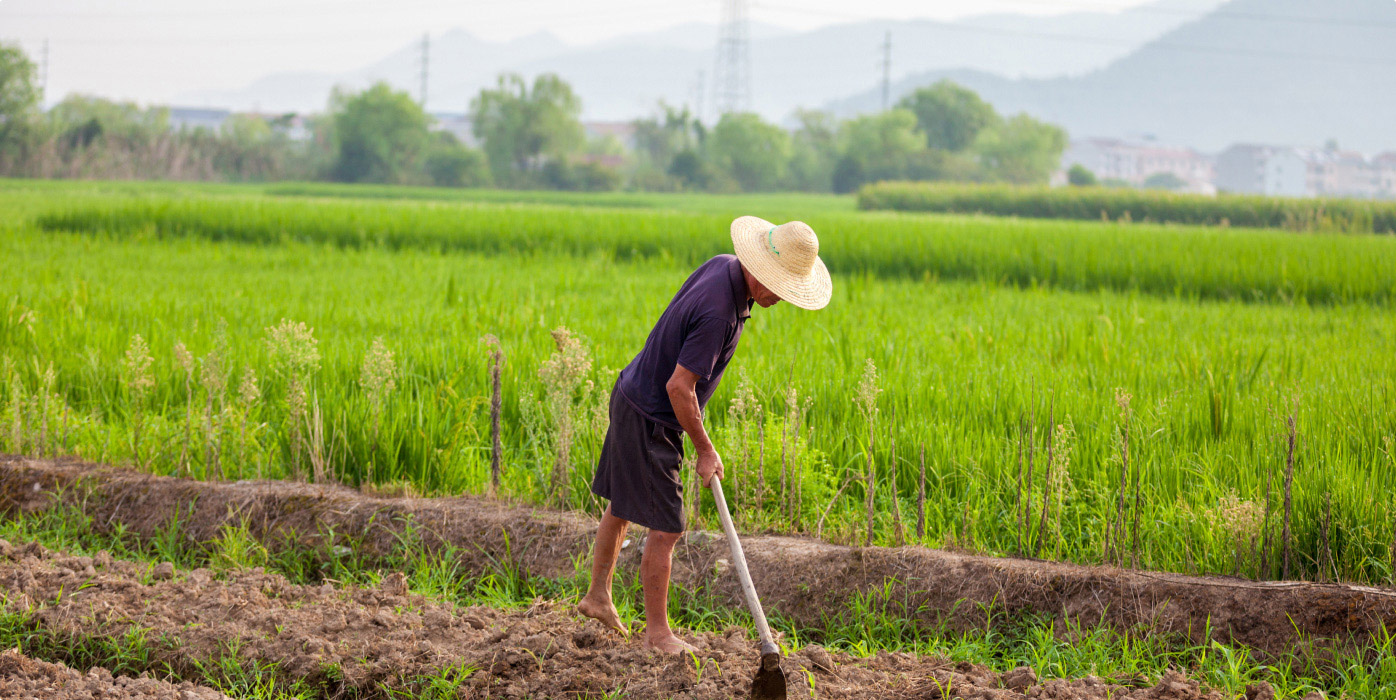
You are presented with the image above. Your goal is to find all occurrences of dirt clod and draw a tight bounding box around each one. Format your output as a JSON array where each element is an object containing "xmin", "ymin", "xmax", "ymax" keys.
[
  {"xmin": 1003, "ymin": 665, "xmax": 1037, "ymax": 690},
  {"xmin": 0, "ymin": 649, "xmax": 231, "ymax": 700},
  {"xmin": 1245, "ymin": 682, "xmax": 1276, "ymax": 700},
  {"xmin": 151, "ymin": 561, "xmax": 175, "ymax": 580},
  {"xmin": 0, "ymin": 538, "xmax": 1247, "ymax": 700}
]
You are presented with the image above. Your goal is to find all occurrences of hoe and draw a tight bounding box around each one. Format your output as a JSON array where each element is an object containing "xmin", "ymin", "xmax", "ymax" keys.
[{"xmin": 710, "ymin": 477, "xmax": 787, "ymax": 699}]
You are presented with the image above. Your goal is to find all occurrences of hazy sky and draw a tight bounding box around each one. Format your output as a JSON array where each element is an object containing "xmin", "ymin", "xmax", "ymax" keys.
[{"xmin": 0, "ymin": 0, "xmax": 1164, "ymax": 106}]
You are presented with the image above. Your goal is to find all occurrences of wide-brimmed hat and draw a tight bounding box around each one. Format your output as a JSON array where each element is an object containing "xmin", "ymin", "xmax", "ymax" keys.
[{"xmin": 730, "ymin": 216, "xmax": 832, "ymax": 310}]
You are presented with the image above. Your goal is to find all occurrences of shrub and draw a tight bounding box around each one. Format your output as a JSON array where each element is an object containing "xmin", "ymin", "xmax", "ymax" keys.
[{"xmin": 857, "ymin": 181, "xmax": 1396, "ymax": 234}]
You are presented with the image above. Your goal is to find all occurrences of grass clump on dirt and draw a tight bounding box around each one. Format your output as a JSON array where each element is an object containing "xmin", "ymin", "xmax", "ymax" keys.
[{"xmin": 1, "ymin": 497, "xmax": 1391, "ymax": 699}]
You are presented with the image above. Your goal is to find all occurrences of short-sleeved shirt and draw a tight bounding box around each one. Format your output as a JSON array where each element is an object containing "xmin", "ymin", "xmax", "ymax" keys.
[{"xmin": 617, "ymin": 254, "xmax": 752, "ymax": 431}]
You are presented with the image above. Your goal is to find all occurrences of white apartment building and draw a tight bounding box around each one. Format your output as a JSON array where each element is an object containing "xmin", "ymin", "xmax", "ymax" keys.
[
  {"xmin": 1218, "ymin": 144, "xmax": 1396, "ymax": 199},
  {"xmin": 1061, "ymin": 138, "xmax": 1215, "ymax": 193}
]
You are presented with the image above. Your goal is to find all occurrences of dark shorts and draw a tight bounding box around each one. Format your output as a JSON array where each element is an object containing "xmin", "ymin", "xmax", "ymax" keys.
[{"xmin": 591, "ymin": 382, "xmax": 686, "ymax": 534}]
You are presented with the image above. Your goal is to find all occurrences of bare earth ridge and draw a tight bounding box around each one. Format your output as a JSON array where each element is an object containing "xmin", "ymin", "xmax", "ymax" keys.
[
  {"xmin": 1, "ymin": 455, "xmax": 1392, "ymax": 667},
  {"xmin": 0, "ymin": 535, "xmax": 1250, "ymax": 699}
]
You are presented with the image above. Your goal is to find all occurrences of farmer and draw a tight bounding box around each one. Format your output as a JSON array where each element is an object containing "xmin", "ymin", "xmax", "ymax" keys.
[{"xmin": 577, "ymin": 216, "xmax": 832, "ymax": 654}]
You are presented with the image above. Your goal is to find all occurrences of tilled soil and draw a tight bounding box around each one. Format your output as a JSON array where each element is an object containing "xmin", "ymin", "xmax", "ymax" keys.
[
  {"xmin": 3, "ymin": 456, "xmax": 1393, "ymax": 665},
  {"xmin": 0, "ymin": 537, "xmax": 1245, "ymax": 700},
  {"xmin": 0, "ymin": 649, "xmax": 231, "ymax": 700}
]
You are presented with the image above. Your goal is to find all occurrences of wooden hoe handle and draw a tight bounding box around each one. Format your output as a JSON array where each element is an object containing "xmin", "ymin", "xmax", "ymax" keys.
[{"xmin": 708, "ymin": 477, "xmax": 780, "ymax": 658}]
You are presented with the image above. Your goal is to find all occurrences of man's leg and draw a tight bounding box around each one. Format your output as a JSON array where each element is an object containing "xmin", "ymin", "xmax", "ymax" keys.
[
  {"xmin": 577, "ymin": 505, "xmax": 629, "ymax": 635},
  {"xmin": 639, "ymin": 528, "xmax": 696, "ymax": 653}
]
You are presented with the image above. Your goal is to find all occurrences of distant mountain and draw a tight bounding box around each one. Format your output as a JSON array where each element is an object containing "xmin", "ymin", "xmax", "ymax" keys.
[
  {"xmin": 180, "ymin": 0, "xmax": 1223, "ymax": 119},
  {"xmin": 827, "ymin": 0, "xmax": 1396, "ymax": 152}
]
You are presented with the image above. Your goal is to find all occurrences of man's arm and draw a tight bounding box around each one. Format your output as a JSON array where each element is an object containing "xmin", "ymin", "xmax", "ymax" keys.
[{"xmin": 666, "ymin": 364, "xmax": 724, "ymax": 488}]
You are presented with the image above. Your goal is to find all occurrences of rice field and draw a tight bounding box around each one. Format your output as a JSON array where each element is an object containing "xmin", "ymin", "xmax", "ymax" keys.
[{"xmin": 3, "ymin": 179, "xmax": 1395, "ymax": 585}]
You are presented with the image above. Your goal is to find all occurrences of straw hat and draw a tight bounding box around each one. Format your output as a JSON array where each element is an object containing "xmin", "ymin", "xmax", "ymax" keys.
[{"xmin": 730, "ymin": 216, "xmax": 832, "ymax": 310}]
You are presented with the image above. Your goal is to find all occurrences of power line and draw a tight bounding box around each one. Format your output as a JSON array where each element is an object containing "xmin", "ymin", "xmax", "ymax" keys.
[
  {"xmin": 879, "ymin": 30, "xmax": 891, "ymax": 111},
  {"xmin": 39, "ymin": 39, "xmax": 49, "ymax": 102},
  {"xmin": 419, "ymin": 32, "xmax": 429, "ymax": 107},
  {"xmin": 752, "ymin": 2, "xmax": 1396, "ymax": 70}
]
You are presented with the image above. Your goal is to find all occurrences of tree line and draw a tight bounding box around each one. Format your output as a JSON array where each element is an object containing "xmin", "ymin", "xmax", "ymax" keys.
[{"xmin": 0, "ymin": 42, "xmax": 1066, "ymax": 192}]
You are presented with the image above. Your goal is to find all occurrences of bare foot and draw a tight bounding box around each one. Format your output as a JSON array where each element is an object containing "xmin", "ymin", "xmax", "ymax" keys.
[
  {"xmin": 642, "ymin": 631, "xmax": 697, "ymax": 655},
  {"xmin": 577, "ymin": 596, "xmax": 628, "ymax": 636}
]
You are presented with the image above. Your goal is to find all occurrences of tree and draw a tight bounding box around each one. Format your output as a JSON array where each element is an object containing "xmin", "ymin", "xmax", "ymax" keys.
[
  {"xmin": 1067, "ymin": 164, "xmax": 1097, "ymax": 186},
  {"xmin": 329, "ymin": 82, "xmax": 431, "ymax": 184},
  {"xmin": 833, "ymin": 109, "xmax": 926, "ymax": 192},
  {"xmin": 469, "ymin": 73, "xmax": 584, "ymax": 185},
  {"xmin": 425, "ymin": 132, "xmax": 491, "ymax": 187},
  {"xmin": 1143, "ymin": 172, "xmax": 1186, "ymax": 191},
  {"xmin": 786, "ymin": 109, "xmax": 840, "ymax": 192},
  {"xmin": 898, "ymin": 80, "xmax": 1000, "ymax": 152},
  {"xmin": 708, "ymin": 112, "xmax": 791, "ymax": 191},
  {"xmin": 0, "ymin": 43, "xmax": 39, "ymax": 161},
  {"xmin": 972, "ymin": 113, "xmax": 1067, "ymax": 185}
]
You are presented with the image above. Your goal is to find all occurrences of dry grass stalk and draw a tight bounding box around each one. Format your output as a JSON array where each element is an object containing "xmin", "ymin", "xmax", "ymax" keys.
[
  {"xmin": 817, "ymin": 467, "xmax": 858, "ymax": 539},
  {"xmin": 1281, "ymin": 397, "xmax": 1298, "ymax": 579},
  {"xmin": 1386, "ymin": 436, "xmax": 1396, "ymax": 581},
  {"xmin": 889, "ymin": 435, "xmax": 905, "ymax": 545},
  {"xmin": 1318, "ymin": 491, "xmax": 1333, "ymax": 582},
  {"xmin": 1259, "ymin": 460, "xmax": 1274, "ymax": 580},
  {"xmin": 482, "ymin": 335, "xmax": 505, "ymax": 491},
  {"xmin": 1023, "ymin": 394, "xmax": 1036, "ymax": 554},
  {"xmin": 918, "ymin": 442, "xmax": 927, "ymax": 542},
  {"xmin": 538, "ymin": 327, "xmax": 592, "ymax": 507},
  {"xmin": 726, "ymin": 375, "xmax": 758, "ymax": 512},
  {"xmin": 201, "ymin": 328, "xmax": 230, "ymax": 479},
  {"xmin": 4, "ymin": 356, "xmax": 21, "ymax": 454},
  {"xmin": 1035, "ymin": 397, "xmax": 1055, "ymax": 556},
  {"xmin": 236, "ymin": 368, "xmax": 260, "ymax": 479},
  {"xmin": 174, "ymin": 341, "xmax": 196, "ymax": 474},
  {"xmin": 359, "ymin": 337, "xmax": 398, "ymax": 484},
  {"xmin": 303, "ymin": 393, "xmax": 335, "ymax": 483},
  {"xmin": 265, "ymin": 319, "xmax": 321, "ymax": 479},
  {"xmin": 37, "ymin": 364, "xmax": 54, "ymax": 457},
  {"xmin": 120, "ymin": 334, "xmax": 154, "ymax": 470},
  {"xmin": 855, "ymin": 359, "xmax": 881, "ymax": 547},
  {"xmin": 1109, "ymin": 388, "xmax": 1133, "ymax": 566}
]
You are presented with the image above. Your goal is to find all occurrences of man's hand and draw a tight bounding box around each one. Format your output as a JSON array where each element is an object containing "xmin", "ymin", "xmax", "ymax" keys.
[{"xmin": 696, "ymin": 448, "xmax": 725, "ymax": 488}]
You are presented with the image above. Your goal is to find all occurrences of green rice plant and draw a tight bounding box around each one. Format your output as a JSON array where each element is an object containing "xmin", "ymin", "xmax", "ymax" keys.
[
  {"xmin": 32, "ymin": 192, "xmax": 1396, "ymax": 306},
  {"xmin": 858, "ymin": 181, "xmax": 1396, "ymax": 234},
  {"xmin": 359, "ymin": 337, "xmax": 398, "ymax": 483}
]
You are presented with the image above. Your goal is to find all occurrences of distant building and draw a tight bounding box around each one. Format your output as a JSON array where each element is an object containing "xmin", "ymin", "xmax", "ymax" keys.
[
  {"xmin": 1061, "ymin": 138, "xmax": 1214, "ymax": 193},
  {"xmin": 167, "ymin": 107, "xmax": 231, "ymax": 132},
  {"xmin": 584, "ymin": 121, "xmax": 638, "ymax": 151},
  {"xmin": 430, "ymin": 113, "xmax": 476, "ymax": 147},
  {"xmin": 1219, "ymin": 144, "xmax": 1396, "ymax": 199}
]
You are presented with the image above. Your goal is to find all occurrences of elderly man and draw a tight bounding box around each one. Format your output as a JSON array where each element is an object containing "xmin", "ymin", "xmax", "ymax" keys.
[{"xmin": 577, "ymin": 215, "xmax": 832, "ymax": 653}]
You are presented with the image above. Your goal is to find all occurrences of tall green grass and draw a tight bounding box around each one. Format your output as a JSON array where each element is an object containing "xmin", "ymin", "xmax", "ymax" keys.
[
  {"xmin": 859, "ymin": 181, "xmax": 1396, "ymax": 234},
  {"xmin": 33, "ymin": 194, "xmax": 1396, "ymax": 305},
  {"xmin": 4, "ymin": 185, "xmax": 1395, "ymax": 585}
]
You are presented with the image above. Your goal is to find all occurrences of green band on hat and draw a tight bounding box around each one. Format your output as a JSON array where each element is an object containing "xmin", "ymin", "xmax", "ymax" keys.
[{"xmin": 766, "ymin": 227, "xmax": 781, "ymax": 256}]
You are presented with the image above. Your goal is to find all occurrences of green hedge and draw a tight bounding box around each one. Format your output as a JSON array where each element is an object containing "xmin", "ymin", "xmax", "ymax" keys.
[{"xmin": 857, "ymin": 182, "xmax": 1396, "ymax": 234}]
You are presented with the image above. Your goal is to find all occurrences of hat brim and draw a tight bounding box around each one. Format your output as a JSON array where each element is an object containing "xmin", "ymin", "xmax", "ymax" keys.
[{"xmin": 730, "ymin": 216, "xmax": 832, "ymax": 311}]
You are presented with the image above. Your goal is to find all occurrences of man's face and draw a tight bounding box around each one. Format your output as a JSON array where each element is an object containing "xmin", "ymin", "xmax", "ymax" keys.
[{"xmin": 750, "ymin": 276, "xmax": 782, "ymax": 308}]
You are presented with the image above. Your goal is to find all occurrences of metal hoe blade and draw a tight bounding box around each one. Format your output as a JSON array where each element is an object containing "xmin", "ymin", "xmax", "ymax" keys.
[
  {"xmin": 750, "ymin": 646, "xmax": 787, "ymax": 699},
  {"xmin": 708, "ymin": 478, "xmax": 787, "ymax": 700}
]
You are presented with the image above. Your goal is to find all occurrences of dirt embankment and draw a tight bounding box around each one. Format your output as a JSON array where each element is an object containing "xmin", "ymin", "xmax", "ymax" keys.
[
  {"xmin": 0, "ymin": 649, "xmax": 232, "ymax": 700},
  {"xmin": 3, "ymin": 455, "xmax": 1394, "ymax": 664},
  {"xmin": 0, "ymin": 536, "xmax": 1247, "ymax": 700}
]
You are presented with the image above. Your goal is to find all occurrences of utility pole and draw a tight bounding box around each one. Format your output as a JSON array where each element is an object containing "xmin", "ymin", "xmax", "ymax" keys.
[
  {"xmin": 419, "ymin": 33, "xmax": 430, "ymax": 108},
  {"xmin": 880, "ymin": 31, "xmax": 892, "ymax": 111},
  {"xmin": 40, "ymin": 39, "xmax": 49, "ymax": 104},
  {"xmin": 713, "ymin": 0, "xmax": 752, "ymax": 116},
  {"xmin": 691, "ymin": 70, "xmax": 705, "ymax": 125}
]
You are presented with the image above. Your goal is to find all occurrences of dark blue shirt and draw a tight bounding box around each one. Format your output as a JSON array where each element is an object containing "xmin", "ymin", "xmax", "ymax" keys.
[{"xmin": 618, "ymin": 255, "xmax": 752, "ymax": 430}]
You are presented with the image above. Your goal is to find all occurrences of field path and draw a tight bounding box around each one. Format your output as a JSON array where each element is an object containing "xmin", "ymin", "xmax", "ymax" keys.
[
  {"xmin": 0, "ymin": 536, "xmax": 1240, "ymax": 699},
  {"xmin": 2, "ymin": 455, "xmax": 1393, "ymax": 663}
]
